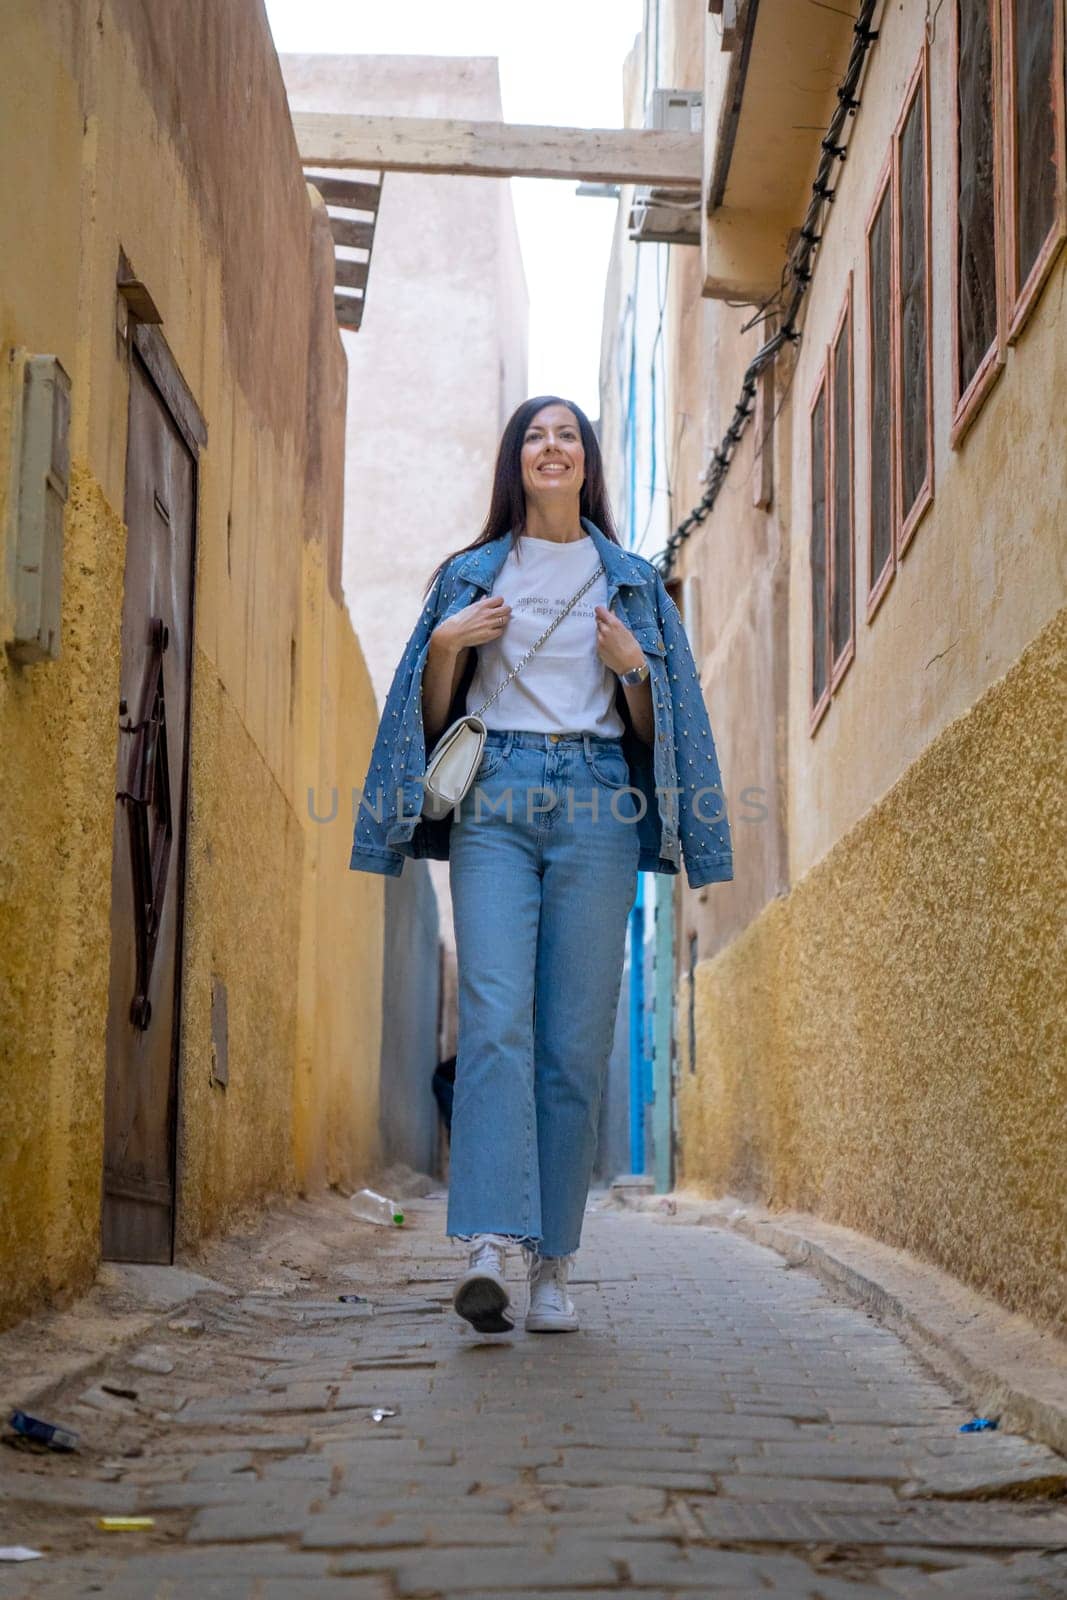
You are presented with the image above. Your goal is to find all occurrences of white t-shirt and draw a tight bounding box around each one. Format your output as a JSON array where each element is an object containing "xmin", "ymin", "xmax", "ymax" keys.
[{"xmin": 465, "ymin": 533, "xmax": 626, "ymax": 736}]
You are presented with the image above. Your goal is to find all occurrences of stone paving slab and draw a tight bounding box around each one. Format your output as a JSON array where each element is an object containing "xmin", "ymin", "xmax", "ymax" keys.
[
  {"xmin": 301, "ymin": 1510, "xmax": 528, "ymax": 1549},
  {"xmin": 157, "ymin": 1430, "xmax": 312, "ymax": 1452},
  {"xmin": 689, "ymin": 1496, "xmax": 1067, "ymax": 1546},
  {"xmin": 1, "ymin": 1197, "xmax": 1066, "ymax": 1598},
  {"xmin": 335, "ymin": 1541, "xmax": 622, "ymax": 1589}
]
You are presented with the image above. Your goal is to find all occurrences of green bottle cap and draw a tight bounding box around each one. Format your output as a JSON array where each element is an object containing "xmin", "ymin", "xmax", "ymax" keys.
[{"xmin": 392, "ymin": 1210, "xmax": 405, "ymax": 1226}]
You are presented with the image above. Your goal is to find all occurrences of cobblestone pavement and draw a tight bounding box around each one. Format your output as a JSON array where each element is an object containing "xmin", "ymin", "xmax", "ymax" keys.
[{"xmin": 2, "ymin": 1194, "xmax": 1066, "ymax": 1598}]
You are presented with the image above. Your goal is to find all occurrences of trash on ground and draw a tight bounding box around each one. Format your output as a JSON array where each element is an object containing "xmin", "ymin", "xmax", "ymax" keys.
[
  {"xmin": 338, "ymin": 1293, "xmax": 368, "ymax": 1303},
  {"xmin": 96, "ymin": 1517, "xmax": 155, "ymax": 1532},
  {"xmin": 657, "ymin": 1198, "xmax": 677, "ymax": 1215},
  {"xmin": 729, "ymin": 1207, "xmax": 748, "ymax": 1222},
  {"xmin": 349, "ymin": 1189, "xmax": 405, "ymax": 1227},
  {"xmin": 959, "ymin": 1416, "xmax": 999, "ymax": 1433},
  {"xmin": 7, "ymin": 1410, "xmax": 79, "ymax": 1452},
  {"xmin": 370, "ymin": 1407, "xmax": 397, "ymax": 1423},
  {"xmin": 101, "ymin": 1382, "xmax": 139, "ymax": 1401},
  {"xmin": 0, "ymin": 1548, "xmax": 44, "ymax": 1562}
]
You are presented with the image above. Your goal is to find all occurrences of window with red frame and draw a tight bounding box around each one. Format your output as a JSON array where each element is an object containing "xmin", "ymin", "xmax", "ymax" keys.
[
  {"xmin": 810, "ymin": 288, "xmax": 854, "ymax": 729},
  {"xmin": 954, "ymin": 0, "xmax": 1002, "ymax": 430},
  {"xmin": 1005, "ymin": 0, "xmax": 1066, "ymax": 333},
  {"xmin": 810, "ymin": 377, "xmax": 830, "ymax": 726},
  {"xmin": 866, "ymin": 165, "xmax": 895, "ymax": 610},
  {"xmin": 865, "ymin": 51, "xmax": 934, "ymax": 615},
  {"xmin": 953, "ymin": 0, "xmax": 1065, "ymax": 437},
  {"xmin": 895, "ymin": 56, "xmax": 933, "ymax": 549},
  {"xmin": 829, "ymin": 296, "xmax": 854, "ymax": 677}
]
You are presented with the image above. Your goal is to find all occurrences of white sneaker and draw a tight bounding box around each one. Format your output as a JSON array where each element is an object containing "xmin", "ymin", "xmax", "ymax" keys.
[
  {"xmin": 525, "ymin": 1250, "xmax": 580, "ymax": 1333},
  {"xmin": 452, "ymin": 1234, "xmax": 514, "ymax": 1333}
]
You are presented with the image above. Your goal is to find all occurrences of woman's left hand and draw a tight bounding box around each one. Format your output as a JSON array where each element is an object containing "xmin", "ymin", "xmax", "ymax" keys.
[{"xmin": 594, "ymin": 605, "xmax": 645, "ymax": 676}]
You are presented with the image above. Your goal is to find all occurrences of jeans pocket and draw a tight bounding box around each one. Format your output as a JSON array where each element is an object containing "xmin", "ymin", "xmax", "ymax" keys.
[
  {"xmin": 586, "ymin": 746, "xmax": 630, "ymax": 790},
  {"xmin": 475, "ymin": 743, "xmax": 506, "ymax": 780}
]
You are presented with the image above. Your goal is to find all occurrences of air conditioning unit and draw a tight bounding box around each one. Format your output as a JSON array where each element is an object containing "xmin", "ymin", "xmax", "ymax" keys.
[{"xmin": 629, "ymin": 90, "xmax": 703, "ymax": 246}]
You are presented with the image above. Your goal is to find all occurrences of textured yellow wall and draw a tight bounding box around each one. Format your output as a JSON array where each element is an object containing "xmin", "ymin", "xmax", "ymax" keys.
[
  {"xmin": 0, "ymin": 1, "xmax": 383, "ymax": 1327},
  {"xmin": 304, "ymin": 582, "xmax": 385, "ymax": 1193},
  {"xmin": 174, "ymin": 658, "xmax": 305, "ymax": 1246},
  {"xmin": 0, "ymin": 469, "xmax": 126, "ymax": 1325},
  {"xmin": 678, "ymin": 606, "xmax": 1067, "ymax": 1333}
]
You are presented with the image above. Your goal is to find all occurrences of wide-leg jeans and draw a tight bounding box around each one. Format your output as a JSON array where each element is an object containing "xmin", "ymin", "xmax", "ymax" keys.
[{"xmin": 446, "ymin": 729, "xmax": 641, "ymax": 1258}]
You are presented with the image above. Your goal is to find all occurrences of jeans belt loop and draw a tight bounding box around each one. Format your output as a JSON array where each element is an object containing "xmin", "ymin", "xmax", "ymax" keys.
[{"xmin": 582, "ymin": 732, "xmax": 592, "ymax": 764}]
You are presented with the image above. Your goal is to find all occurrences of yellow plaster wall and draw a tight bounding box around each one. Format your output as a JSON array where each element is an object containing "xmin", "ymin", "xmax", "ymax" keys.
[
  {"xmin": 0, "ymin": 0, "xmax": 382, "ymax": 1326},
  {"xmin": 0, "ymin": 468, "xmax": 126, "ymax": 1325},
  {"xmin": 174, "ymin": 657, "xmax": 305, "ymax": 1246},
  {"xmin": 306, "ymin": 583, "xmax": 385, "ymax": 1192},
  {"xmin": 678, "ymin": 606, "xmax": 1067, "ymax": 1333}
]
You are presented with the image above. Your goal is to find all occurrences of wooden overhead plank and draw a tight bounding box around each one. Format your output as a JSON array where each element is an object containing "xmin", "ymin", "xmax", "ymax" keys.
[
  {"xmin": 334, "ymin": 290, "xmax": 364, "ymax": 330},
  {"xmin": 305, "ymin": 174, "xmax": 382, "ymax": 212},
  {"xmin": 294, "ymin": 113, "xmax": 702, "ymax": 187},
  {"xmin": 334, "ymin": 257, "xmax": 369, "ymax": 291},
  {"xmin": 330, "ymin": 216, "xmax": 375, "ymax": 251}
]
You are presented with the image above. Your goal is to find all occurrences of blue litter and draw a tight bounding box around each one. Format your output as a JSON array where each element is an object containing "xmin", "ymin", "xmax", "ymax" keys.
[
  {"xmin": 959, "ymin": 1416, "xmax": 999, "ymax": 1433},
  {"xmin": 7, "ymin": 1410, "xmax": 79, "ymax": 1452}
]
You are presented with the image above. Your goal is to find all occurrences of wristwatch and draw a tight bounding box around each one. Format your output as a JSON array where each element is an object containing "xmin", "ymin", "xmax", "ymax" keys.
[{"xmin": 618, "ymin": 658, "xmax": 650, "ymax": 686}]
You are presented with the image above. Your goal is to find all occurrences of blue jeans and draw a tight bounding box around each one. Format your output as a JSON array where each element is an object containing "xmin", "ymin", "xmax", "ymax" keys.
[{"xmin": 447, "ymin": 729, "xmax": 641, "ymax": 1258}]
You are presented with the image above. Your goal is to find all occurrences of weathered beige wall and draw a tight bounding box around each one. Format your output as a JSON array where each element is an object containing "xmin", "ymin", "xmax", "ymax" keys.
[
  {"xmin": 0, "ymin": 0, "xmax": 382, "ymax": 1327},
  {"xmin": 678, "ymin": 606, "xmax": 1067, "ymax": 1333}
]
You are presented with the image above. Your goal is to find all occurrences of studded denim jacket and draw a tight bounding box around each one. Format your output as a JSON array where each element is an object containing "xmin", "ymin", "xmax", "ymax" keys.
[{"xmin": 349, "ymin": 519, "xmax": 733, "ymax": 889}]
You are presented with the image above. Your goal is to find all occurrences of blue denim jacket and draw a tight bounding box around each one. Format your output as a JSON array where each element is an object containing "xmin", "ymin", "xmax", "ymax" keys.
[{"xmin": 349, "ymin": 519, "xmax": 733, "ymax": 889}]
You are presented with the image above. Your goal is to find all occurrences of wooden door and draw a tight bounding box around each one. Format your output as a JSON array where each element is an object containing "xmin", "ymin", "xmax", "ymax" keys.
[{"xmin": 102, "ymin": 348, "xmax": 197, "ymax": 1262}]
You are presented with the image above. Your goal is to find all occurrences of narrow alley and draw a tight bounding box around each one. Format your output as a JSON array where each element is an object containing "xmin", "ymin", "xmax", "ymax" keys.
[
  {"xmin": 3, "ymin": 1, "xmax": 1066, "ymax": 1595},
  {"xmin": 2, "ymin": 1197, "xmax": 1066, "ymax": 1599}
]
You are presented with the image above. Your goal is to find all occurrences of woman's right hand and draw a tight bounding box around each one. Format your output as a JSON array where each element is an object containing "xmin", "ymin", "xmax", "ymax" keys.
[{"xmin": 430, "ymin": 595, "xmax": 511, "ymax": 655}]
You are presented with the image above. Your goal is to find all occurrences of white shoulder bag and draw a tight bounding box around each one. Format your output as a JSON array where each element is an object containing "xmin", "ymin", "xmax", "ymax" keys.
[{"xmin": 421, "ymin": 561, "xmax": 605, "ymax": 820}]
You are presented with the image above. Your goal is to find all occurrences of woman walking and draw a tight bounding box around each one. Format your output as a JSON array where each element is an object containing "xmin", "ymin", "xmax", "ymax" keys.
[{"xmin": 350, "ymin": 396, "xmax": 733, "ymax": 1335}]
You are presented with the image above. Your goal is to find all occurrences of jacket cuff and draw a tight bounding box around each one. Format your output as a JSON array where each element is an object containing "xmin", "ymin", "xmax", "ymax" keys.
[
  {"xmin": 349, "ymin": 845, "xmax": 404, "ymax": 878},
  {"xmin": 684, "ymin": 853, "xmax": 734, "ymax": 889}
]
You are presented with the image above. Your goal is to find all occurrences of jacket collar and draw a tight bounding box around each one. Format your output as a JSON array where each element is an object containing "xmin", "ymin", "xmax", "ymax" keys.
[{"xmin": 451, "ymin": 518, "xmax": 652, "ymax": 594}]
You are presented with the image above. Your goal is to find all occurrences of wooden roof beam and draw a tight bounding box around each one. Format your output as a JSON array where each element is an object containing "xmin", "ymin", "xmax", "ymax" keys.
[{"xmin": 293, "ymin": 113, "xmax": 702, "ymax": 188}]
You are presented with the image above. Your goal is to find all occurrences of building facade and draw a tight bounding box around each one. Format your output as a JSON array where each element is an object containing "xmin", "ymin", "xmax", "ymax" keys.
[
  {"xmin": 1, "ymin": 0, "xmax": 384, "ymax": 1327},
  {"xmin": 604, "ymin": 0, "xmax": 1066, "ymax": 1331}
]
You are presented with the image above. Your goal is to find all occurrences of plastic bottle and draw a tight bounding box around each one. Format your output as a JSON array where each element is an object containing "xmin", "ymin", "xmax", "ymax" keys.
[{"xmin": 349, "ymin": 1188, "xmax": 405, "ymax": 1226}]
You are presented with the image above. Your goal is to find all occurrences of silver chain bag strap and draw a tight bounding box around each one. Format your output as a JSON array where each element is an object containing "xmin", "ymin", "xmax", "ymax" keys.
[{"xmin": 420, "ymin": 561, "xmax": 606, "ymax": 820}]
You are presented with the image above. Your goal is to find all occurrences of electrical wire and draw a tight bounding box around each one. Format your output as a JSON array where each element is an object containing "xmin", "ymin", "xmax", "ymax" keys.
[{"xmin": 655, "ymin": 0, "xmax": 882, "ymax": 578}]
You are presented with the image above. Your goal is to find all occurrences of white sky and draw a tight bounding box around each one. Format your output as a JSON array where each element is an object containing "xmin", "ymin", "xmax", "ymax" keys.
[{"xmin": 264, "ymin": 0, "xmax": 644, "ymax": 417}]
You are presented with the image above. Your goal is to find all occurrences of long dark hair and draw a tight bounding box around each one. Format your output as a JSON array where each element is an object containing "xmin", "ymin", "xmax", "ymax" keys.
[{"xmin": 422, "ymin": 395, "xmax": 620, "ymax": 598}]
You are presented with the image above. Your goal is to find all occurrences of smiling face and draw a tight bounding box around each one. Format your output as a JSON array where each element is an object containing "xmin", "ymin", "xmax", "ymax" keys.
[{"xmin": 519, "ymin": 403, "xmax": 586, "ymax": 507}]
